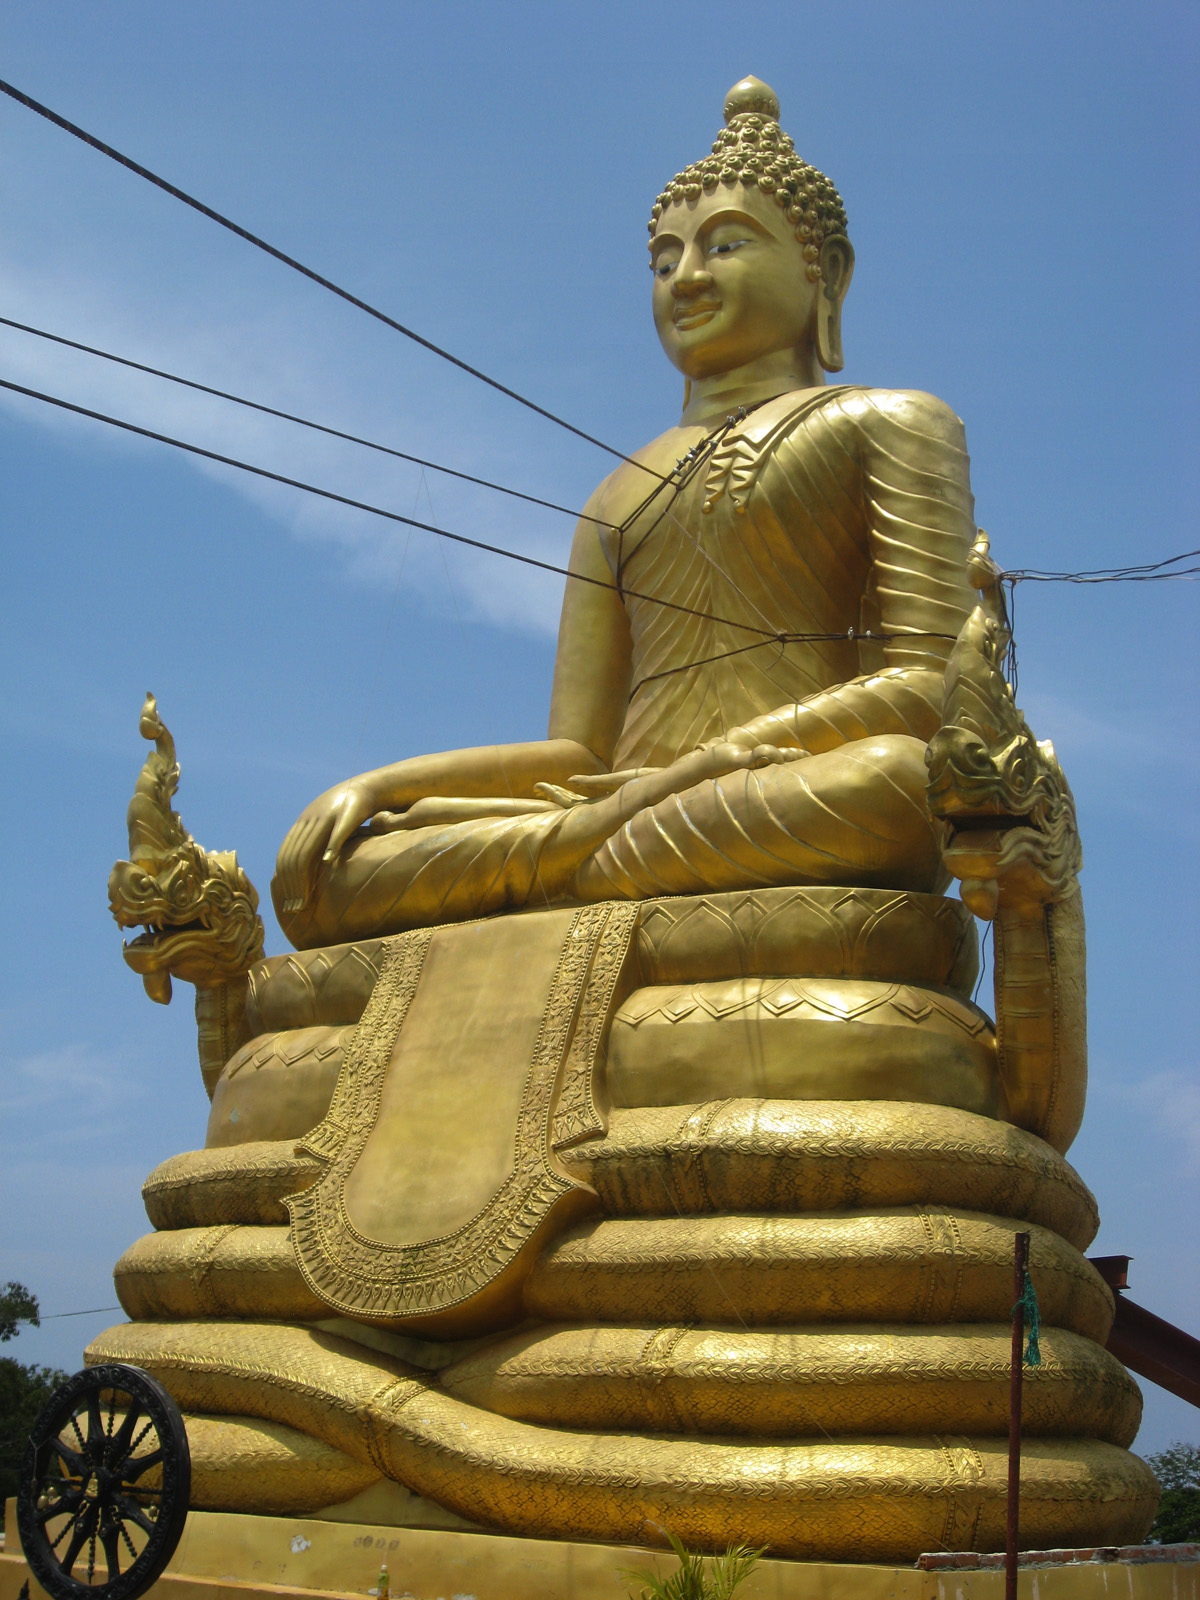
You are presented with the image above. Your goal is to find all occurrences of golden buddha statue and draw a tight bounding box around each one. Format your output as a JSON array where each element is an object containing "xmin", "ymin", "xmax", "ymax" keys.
[
  {"xmin": 272, "ymin": 75, "xmax": 973, "ymax": 949},
  {"xmin": 96, "ymin": 77, "xmax": 1157, "ymax": 1564}
]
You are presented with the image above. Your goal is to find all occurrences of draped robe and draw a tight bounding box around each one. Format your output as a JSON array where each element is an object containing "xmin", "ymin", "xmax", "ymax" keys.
[{"xmin": 279, "ymin": 387, "xmax": 978, "ymax": 949}]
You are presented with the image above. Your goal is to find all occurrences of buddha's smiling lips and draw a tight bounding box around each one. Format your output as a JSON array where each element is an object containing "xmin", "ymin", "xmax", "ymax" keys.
[{"xmin": 673, "ymin": 303, "xmax": 721, "ymax": 331}]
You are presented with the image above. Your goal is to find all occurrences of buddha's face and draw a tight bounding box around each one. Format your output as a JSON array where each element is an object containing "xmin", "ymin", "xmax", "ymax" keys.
[{"xmin": 650, "ymin": 184, "xmax": 819, "ymax": 381}]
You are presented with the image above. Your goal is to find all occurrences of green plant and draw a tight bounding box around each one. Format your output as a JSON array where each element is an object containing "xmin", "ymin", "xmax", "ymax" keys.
[
  {"xmin": 0, "ymin": 1282, "xmax": 39, "ymax": 1343},
  {"xmin": 1145, "ymin": 1442, "xmax": 1200, "ymax": 1545},
  {"xmin": 622, "ymin": 1530, "xmax": 763, "ymax": 1599},
  {"xmin": 0, "ymin": 1357, "xmax": 70, "ymax": 1530}
]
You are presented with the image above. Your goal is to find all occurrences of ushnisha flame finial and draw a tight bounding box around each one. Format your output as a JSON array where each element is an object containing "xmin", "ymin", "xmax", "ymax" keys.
[
  {"xmin": 723, "ymin": 75, "xmax": 781, "ymax": 123},
  {"xmin": 649, "ymin": 74, "xmax": 849, "ymax": 277}
]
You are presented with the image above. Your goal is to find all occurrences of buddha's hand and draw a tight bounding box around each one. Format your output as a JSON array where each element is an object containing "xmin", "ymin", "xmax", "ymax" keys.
[
  {"xmin": 273, "ymin": 776, "xmax": 382, "ymax": 913},
  {"xmin": 554, "ymin": 743, "xmax": 802, "ymax": 807}
]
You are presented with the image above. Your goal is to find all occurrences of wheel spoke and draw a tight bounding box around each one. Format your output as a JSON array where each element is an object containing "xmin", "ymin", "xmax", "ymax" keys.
[
  {"xmin": 69, "ymin": 1408, "xmax": 87, "ymax": 1451},
  {"xmin": 37, "ymin": 1486, "xmax": 83, "ymax": 1525},
  {"xmin": 114, "ymin": 1493, "xmax": 155, "ymax": 1536},
  {"xmin": 49, "ymin": 1434, "xmax": 86, "ymax": 1476},
  {"xmin": 109, "ymin": 1400, "xmax": 144, "ymax": 1466},
  {"xmin": 99, "ymin": 1523, "xmax": 123, "ymax": 1581},
  {"xmin": 116, "ymin": 1512, "xmax": 140, "ymax": 1563},
  {"xmin": 127, "ymin": 1417, "xmax": 156, "ymax": 1456},
  {"xmin": 61, "ymin": 1502, "xmax": 97, "ymax": 1571},
  {"xmin": 49, "ymin": 1511, "xmax": 82, "ymax": 1551},
  {"xmin": 85, "ymin": 1390, "xmax": 104, "ymax": 1449},
  {"xmin": 123, "ymin": 1446, "xmax": 163, "ymax": 1482}
]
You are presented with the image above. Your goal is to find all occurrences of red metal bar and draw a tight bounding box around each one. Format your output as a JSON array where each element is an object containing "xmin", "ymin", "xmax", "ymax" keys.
[
  {"xmin": 1008, "ymin": 1231, "xmax": 1030, "ymax": 1600},
  {"xmin": 1106, "ymin": 1296, "xmax": 1200, "ymax": 1409}
]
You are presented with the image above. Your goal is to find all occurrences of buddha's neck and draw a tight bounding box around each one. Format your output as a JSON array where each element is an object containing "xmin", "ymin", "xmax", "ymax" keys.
[{"xmin": 680, "ymin": 346, "xmax": 824, "ymax": 428}]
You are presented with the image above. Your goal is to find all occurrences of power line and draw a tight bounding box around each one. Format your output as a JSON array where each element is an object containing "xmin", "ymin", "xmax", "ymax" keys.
[
  {"xmin": 0, "ymin": 75, "xmax": 661, "ymax": 477},
  {"xmin": 1007, "ymin": 551, "xmax": 1199, "ymax": 584},
  {"xmin": 0, "ymin": 314, "xmax": 615, "ymax": 528},
  {"xmin": 0, "ymin": 373, "xmax": 782, "ymax": 638}
]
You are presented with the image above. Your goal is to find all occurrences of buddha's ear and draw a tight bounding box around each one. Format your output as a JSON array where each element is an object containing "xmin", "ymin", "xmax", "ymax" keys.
[{"xmin": 814, "ymin": 235, "xmax": 855, "ymax": 373}]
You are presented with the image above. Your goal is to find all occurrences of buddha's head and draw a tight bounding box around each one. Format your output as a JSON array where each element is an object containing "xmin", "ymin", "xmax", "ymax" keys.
[{"xmin": 649, "ymin": 78, "xmax": 854, "ymax": 384}]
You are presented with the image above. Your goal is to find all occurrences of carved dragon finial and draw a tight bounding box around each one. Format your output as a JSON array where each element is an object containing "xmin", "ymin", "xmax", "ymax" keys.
[
  {"xmin": 108, "ymin": 693, "xmax": 265, "ymax": 1005},
  {"xmin": 926, "ymin": 596, "xmax": 1081, "ymax": 921},
  {"xmin": 926, "ymin": 536, "xmax": 1087, "ymax": 1154}
]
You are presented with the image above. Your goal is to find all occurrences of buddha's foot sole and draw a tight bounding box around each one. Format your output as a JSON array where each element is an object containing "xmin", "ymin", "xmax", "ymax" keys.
[
  {"xmin": 439, "ymin": 1322, "xmax": 1140, "ymax": 1445},
  {"xmin": 87, "ymin": 1320, "xmax": 1156, "ymax": 1561},
  {"xmin": 525, "ymin": 1209, "xmax": 1113, "ymax": 1339}
]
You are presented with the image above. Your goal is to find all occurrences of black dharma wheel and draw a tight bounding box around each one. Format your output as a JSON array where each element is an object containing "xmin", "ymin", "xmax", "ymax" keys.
[{"xmin": 16, "ymin": 1364, "xmax": 191, "ymax": 1600}]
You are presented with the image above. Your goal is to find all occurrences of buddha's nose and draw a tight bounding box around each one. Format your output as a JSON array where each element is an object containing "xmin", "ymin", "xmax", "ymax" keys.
[{"xmin": 672, "ymin": 265, "xmax": 714, "ymax": 299}]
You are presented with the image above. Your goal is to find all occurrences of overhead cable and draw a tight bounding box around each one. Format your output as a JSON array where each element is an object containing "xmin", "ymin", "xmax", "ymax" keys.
[
  {"xmin": 0, "ymin": 76, "xmax": 660, "ymax": 476},
  {"xmin": 1007, "ymin": 551, "xmax": 1199, "ymax": 584},
  {"xmin": 0, "ymin": 373, "xmax": 783, "ymax": 637},
  {"xmin": 0, "ymin": 313, "xmax": 613, "ymax": 527}
]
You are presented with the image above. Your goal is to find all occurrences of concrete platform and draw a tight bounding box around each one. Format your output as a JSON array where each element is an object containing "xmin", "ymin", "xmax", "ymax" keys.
[{"xmin": 3, "ymin": 1504, "xmax": 1197, "ymax": 1599}]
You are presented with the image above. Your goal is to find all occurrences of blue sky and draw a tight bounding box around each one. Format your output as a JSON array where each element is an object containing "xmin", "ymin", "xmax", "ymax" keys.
[{"xmin": 1, "ymin": 2, "xmax": 1197, "ymax": 1456}]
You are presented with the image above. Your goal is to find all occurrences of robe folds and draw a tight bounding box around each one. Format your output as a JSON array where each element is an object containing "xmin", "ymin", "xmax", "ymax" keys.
[{"xmin": 280, "ymin": 387, "xmax": 976, "ymax": 949}]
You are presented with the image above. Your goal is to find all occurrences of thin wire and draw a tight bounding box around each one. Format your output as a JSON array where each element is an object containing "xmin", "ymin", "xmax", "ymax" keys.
[
  {"xmin": 0, "ymin": 76, "xmax": 663, "ymax": 478},
  {"xmin": 16, "ymin": 1307, "xmax": 121, "ymax": 1321},
  {"xmin": 629, "ymin": 628, "xmax": 961, "ymax": 695},
  {"xmin": 0, "ymin": 374, "xmax": 782, "ymax": 638},
  {"xmin": 1005, "ymin": 550, "xmax": 1200, "ymax": 583},
  {"xmin": 0, "ymin": 314, "xmax": 616, "ymax": 528}
]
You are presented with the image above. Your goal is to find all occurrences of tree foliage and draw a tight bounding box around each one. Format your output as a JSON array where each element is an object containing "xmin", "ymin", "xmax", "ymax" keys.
[
  {"xmin": 0, "ymin": 1282, "xmax": 39, "ymax": 1343},
  {"xmin": 0, "ymin": 1356, "xmax": 70, "ymax": 1529},
  {"xmin": 622, "ymin": 1531, "xmax": 763, "ymax": 1599},
  {"xmin": 1146, "ymin": 1442, "xmax": 1200, "ymax": 1545}
]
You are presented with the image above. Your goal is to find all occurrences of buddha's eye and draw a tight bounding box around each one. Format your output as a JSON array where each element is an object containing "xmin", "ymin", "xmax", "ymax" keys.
[
  {"xmin": 651, "ymin": 257, "xmax": 678, "ymax": 278},
  {"xmin": 709, "ymin": 238, "xmax": 750, "ymax": 257}
]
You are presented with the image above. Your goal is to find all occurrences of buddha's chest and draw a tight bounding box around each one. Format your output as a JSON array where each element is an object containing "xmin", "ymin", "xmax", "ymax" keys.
[{"xmin": 598, "ymin": 417, "xmax": 871, "ymax": 645}]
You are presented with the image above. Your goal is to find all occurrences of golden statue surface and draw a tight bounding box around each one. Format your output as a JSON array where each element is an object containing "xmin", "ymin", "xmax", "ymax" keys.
[{"xmin": 97, "ymin": 76, "xmax": 1156, "ymax": 1562}]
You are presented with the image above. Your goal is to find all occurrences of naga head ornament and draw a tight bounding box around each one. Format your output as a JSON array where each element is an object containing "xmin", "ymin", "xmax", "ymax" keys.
[
  {"xmin": 925, "ymin": 583, "xmax": 1082, "ymax": 920},
  {"xmin": 108, "ymin": 693, "xmax": 264, "ymax": 1002},
  {"xmin": 649, "ymin": 76, "xmax": 850, "ymax": 283}
]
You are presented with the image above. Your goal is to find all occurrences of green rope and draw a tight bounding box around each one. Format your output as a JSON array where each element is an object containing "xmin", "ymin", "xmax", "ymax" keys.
[{"xmin": 1013, "ymin": 1268, "xmax": 1042, "ymax": 1367}]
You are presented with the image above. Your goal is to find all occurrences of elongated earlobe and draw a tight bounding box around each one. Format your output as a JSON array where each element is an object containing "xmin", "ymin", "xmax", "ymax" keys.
[{"xmin": 815, "ymin": 236, "xmax": 855, "ymax": 373}]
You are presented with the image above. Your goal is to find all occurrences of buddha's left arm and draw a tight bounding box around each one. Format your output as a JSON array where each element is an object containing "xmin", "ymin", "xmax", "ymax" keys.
[{"xmin": 724, "ymin": 390, "xmax": 978, "ymax": 756}]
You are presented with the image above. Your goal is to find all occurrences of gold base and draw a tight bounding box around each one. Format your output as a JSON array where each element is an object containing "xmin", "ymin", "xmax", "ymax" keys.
[{"xmin": 3, "ymin": 1504, "xmax": 1197, "ymax": 1600}]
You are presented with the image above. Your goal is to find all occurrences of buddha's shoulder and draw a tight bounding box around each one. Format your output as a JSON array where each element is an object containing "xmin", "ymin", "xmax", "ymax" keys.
[{"xmin": 754, "ymin": 385, "xmax": 968, "ymax": 453}]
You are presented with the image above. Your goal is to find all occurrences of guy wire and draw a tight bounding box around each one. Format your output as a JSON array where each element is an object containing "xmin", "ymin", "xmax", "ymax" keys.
[
  {"xmin": 0, "ymin": 314, "xmax": 617, "ymax": 528},
  {"xmin": 0, "ymin": 374, "xmax": 779, "ymax": 639},
  {"xmin": 0, "ymin": 76, "xmax": 664, "ymax": 479}
]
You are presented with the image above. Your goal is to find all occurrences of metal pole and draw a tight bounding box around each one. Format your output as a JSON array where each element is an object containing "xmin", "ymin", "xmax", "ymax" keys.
[{"xmin": 1007, "ymin": 1231, "xmax": 1030, "ymax": 1600}]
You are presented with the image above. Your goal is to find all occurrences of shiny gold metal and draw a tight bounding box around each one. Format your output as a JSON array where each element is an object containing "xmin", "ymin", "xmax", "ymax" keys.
[
  {"xmin": 559, "ymin": 1100, "xmax": 1100, "ymax": 1249},
  {"xmin": 179, "ymin": 1413, "xmax": 379, "ymax": 1516},
  {"xmin": 85, "ymin": 1321, "xmax": 1158, "ymax": 1562},
  {"xmin": 102, "ymin": 77, "xmax": 1151, "ymax": 1558},
  {"xmin": 142, "ymin": 1141, "xmax": 321, "ymax": 1230},
  {"xmin": 523, "ymin": 1211, "xmax": 1114, "ymax": 1341},
  {"xmin": 108, "ymin": 693, "xmax": 263, "ymax": 1093},
  {"xmin": 113, "ymin": 1226, "xmax": 325, "ymax": 1322},
  {"xmin": 439, "ymin": 1322, "xmax": 1141, "ymax": 1445},
  {"xmin": 927, "ymin": 556, "xmax": 1087, "ymax": 1151}
]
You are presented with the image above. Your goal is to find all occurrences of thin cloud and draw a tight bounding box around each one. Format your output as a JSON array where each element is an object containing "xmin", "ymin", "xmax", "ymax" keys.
[{"xmin": 0, "ymin": 257, "xmax": 576, "ymax": 637}]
